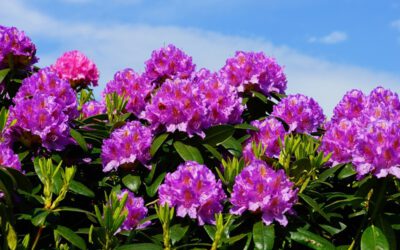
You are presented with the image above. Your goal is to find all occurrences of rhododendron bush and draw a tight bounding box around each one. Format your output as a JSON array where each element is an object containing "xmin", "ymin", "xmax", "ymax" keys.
[{"xmin": 1, "ymin": 25, "xmax": 400, "ymax": 250}]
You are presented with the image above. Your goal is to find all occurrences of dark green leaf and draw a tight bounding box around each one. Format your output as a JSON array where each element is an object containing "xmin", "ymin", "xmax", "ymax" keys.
[
  {"xmin": 170, "ymin": 224, "xmax": 189, "ymax": 244},
  {"xmin": 150, "ymin": 133, "xmax": 169, "ymax": 156},
  {"xmin": 0, "ymin": 68, "xmax": 10, "ymax": 82},
  {"xmin": 69, "ymin": 180, "xmax": 95, "ymax": 198},
  {"xmin": 70, "ymin": 128, "xmax": 88, "ymax": 152},
  {"xmin": 146, "ymin": 172, "xmax": 166, "ymax": 197},
  {"xmin": 0, "ymin": 107, "xmax": 9, "ymax": 132},
  {"xmin": 299, "ymin": 193, "xmax": 330, "ymax": 222},
  {"xmin": 203, "ymin": 125, "xmax": 234, "ymax": 146},
  {"xmin": 290, "ymin": 229, "xmax": 335, "ymax": 250},
  {"xmin": 122, "ymin": 175, "xmax": 141, "ymax": 193},
  {"xmin": 32, "ymin": 211, "xmax": 50, "ymax": 226},
  {"xmin": 202, "ymin": 144, "xmax": 222, "ymax": 161},
  {"xmin": 116, "ymin": 243, "xmax": 163, "ymax": 250},
  {"xmin": 173, "ymin": 141, "xmax": 204, "ymax": 164},
  {"xmin": 234, "ymin": 123, "xmax": 259, "ymax": 131},
  {"xmin": 55, "ymin": 225, "xmax": 87, "ymax": 250},
  {"xmin": 220, "ymin": 137, "xmax": 242, "ymax": 157},
  {"xmin": 338, "ymin": 164, "xmax": 356, "ymax": 179},
  {"xmin": 252, "ymin": 221, "xmax": 274, "ymax": 250},
  {"xmin": 361, "ymin": 225, "xmax": 389, "ymax": 250}
]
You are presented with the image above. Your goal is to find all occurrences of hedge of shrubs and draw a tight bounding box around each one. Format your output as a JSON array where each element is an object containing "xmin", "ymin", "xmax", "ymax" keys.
[{"xmin": 0, "ymin": 24, "xmax": 399, "ymax": 250}]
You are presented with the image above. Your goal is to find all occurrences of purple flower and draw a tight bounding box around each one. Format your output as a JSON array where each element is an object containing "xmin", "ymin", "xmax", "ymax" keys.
[
  {"xmin": 230, "ymin": 160, "xmax": 297, "ymax": 226},
  {"xmin": 144, "ymin": 44, "xmax": 195, "ymax": 84},
  {"xmin": 142, "ymin": 78, "xmax": 206, "ymax": 137},
  {"xmin": 103, "ymin": 69, "xmax": 153, "ymax": 116},
  {"xmin": 272, "ymin": 94, "xmax": 325, "ymax": 133},
  {"xmin": 52, "ymin": 50, "xmax": 99, "ymax": 89},
  {"xmin": 81, "ymin": 100, "xmax": 105, "ymax": 118},
  {"xmin": 243, "ymin": 118, "xmax": 286, "ymax": 162},
  {"xmin": 118, "ymin": 189, "xmax": 149, "ymax": 231},
  {"xmin": 13, "ymin": 67, "xmax": 78, "ymax": 119},
  {"xmin": 7, "ymin": 68, "xmax": 77, "ymax": 151},
  {"xmin": 220, "ymin": 51, "xmax": 287, "ymax": 95},
  {"xmin": 322, "ymin": 87, "xmax": 400, "ymax": 179},
  {"xmin": 101, "ymin": 121, "xmax": 153, "ymax": 172},
  {"xmin": 353, "ymin": 120, "xmax": 400, "ymax": 179},
  {"xmin": 0, "ymin": 143, "xmax": 21, "ymax": 171},
  {"xmin": 320, "ymin": 119, "xmax": 359, "ymax": 165},
  {"xmin": 332, "ymin": 89, "xmax": 366, "ymax": 122},
  {"xmin": 158, "ymin": 161, "xmax": 226, "ymax": 225},
  {"xmin": 7, "ymin": 95, "xmax": 72, "ymax": 151},
  {"xmin": 193, "ymin": 69, "xmax": 243, "ymax": 127},
  {"xmin": 0, "ymin": 25, "xmax": 38, "ymax": 69}
]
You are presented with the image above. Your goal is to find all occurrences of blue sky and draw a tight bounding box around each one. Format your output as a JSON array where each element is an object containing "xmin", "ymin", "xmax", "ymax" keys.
[{"xmin": 1, "ymin": 0, "xmax": 400, "ymax": 115}]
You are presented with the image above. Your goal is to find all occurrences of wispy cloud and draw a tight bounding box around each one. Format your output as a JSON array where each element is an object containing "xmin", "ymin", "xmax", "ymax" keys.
[
  {"xmin": 391, "ymin": 19, "xmax": 400, "ymax": 31},
  {"xmin": 308, "ymin": 31, "xmax": 348, "ymax": 44},
  {"xmin": 0, "ymin": 1, "xmax": 398, "ymax": 116}
]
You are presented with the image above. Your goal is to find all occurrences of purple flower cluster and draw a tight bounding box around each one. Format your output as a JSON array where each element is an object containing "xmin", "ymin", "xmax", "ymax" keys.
[
  {"xmin": 0, "ymin": 25, "xmax": 37, "ymax": 69},
  {"xmin": 230, "ymin": 160, "xmax": 297, "ymax": 226},
  {"xmin": 52, "ymin": 50, "xmax": 99, "ymax": 89},
  {"xmin": 272, "ymin": 94, "xmax": 325, "ymax": 133},
  {"xmin": 144, "ymin": 44, "xmax": 195, "ymax": 84},
  {"xmin": 103, "ymin": 69, "xmax": 153, "ymax": 116},
  {"xmin": 7, "ymin": 68, "xmax": 77, "ymax": 151},
  {"xmin": 143, "ymin": 78, "xmax": 207, "ymax": 137},
  {"xmin": 118, "ymin": 189, "xmax": 149, "ymax": 231},
  {"xmin": 243, "ymin": 118, "xmax": 286, "ymax": 162},
  {"xmin": 193, "ymin": 69, "xmax": 243, "ymax": 126},
  {"xmin": 220, "ymin": 51, "xmax": 287, "ymax": 95},
  {"xmin": 81, "ymin": 100, "xmax": 106, "ymax": 118},
  {"xmin": 158, "ymin": 161, "xmax": 226, "ymax": 225},
  {"xmin": 0, "ymin": 143, "xmax": 21, "ymax": 171},
  {"xmin": 101, "ymin": 121, "xmax": 153, "ymax": 172},
  {"xmin": 322, "ymin": 87, "xmax": 400, "ymax": 178}
]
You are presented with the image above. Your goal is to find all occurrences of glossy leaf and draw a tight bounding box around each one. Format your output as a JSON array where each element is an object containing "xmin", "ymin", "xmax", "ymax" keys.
[
  {"xmin": 252, "ymin": 221, "xmax": 274, "ymax": 250},
  {"xmin": 290, "ymin": 229, "xmax": 335, "ymax": 250},
  {"xmin": 173, "ymin": 141, "xmax": 204, "ymax": 164},
  {"xmin": 203, "ymin": 125, "xmax": 234, "ymax": 146},
  {"xmin": 122, "ymin": 175, "xmax": 141, "ymax": 193},
  {"xmin": 150, "ymin": 133, "xmax": 169, "ymax": 156},
  {"xmin": 361, "ymin": 225, "xmax": 389, "ymax": 250},
  {"xmin": 55, "ymin": 225, "xmax": 87, "ymax": 250}
]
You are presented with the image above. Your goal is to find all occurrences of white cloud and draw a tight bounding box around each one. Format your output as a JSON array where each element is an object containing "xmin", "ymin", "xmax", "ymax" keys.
[
  {"xmin": 392, "ymin": 19, "xmax": 400, "ymax": 30},
  {"xmin": 0, "ymin": 0, "xmax": 399, "ymax": 116},
  {"xmin": 308, "ymin": 31, "xmax": 348, "ymax": 44}
]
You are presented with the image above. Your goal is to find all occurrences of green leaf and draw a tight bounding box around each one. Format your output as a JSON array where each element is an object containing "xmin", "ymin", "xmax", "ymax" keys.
[
  {"xmin": 31, "ymin": 211, "xmax": 50, "ymax": 226},
  {"xmin": 146, "ymin": 172, "xmax": 166, "ymax": 197},
  {"xmin": 375, "ymin": 216, "xmax": 397, "ymax": 250},
  {"xmin": 55, "ymin": 225, "xmax": 87, "ymax": 250},
  {"xmin": 204, "ymin": 225, "xmax": 216, "ymax": 241},
  {"xmin": 299, "ymin": 193, "xmax": 330, "ymax": 222},
  {"xmin": 173, "ymin": 141, "xmax": 204, "ymax": 164},
  {"xmin": 220, "ymin": 137, "xmax": 242, "ymax": 157},
  {"xmin": 150, "ymin": 133, "xmax": 169, "ymax": 156},
  {"xmin": 203, "ymin": 125, "xmax": 234, "ymax": 146},
  {"xmin": 290, "ymin": 229, "xmax": 335, "ymax": 250},
  {"xmin": 0, "ymin": 107, "xmax": 9, "ymax": 132},
  {"xmin": 234, "ymin": 123, "xmax": 259, "ymax": 131},
  {"xmin": 122, "ymin": 175, "xmax": 141, "ymax": 193},
  {"xmin": 318, "ymin": 164, "xmax": 343, "ymax": 182},
  {"xmin": 0, "ymin": 68, "xmax": 10, "ymax": 82},
  {"xmin": 70, "ymin": 128, "xmax": 88, "ymax": 152},
  {"xmin": 252, "ymin": 221, "xmax": 274, "ymax": 250},
  {"xmin": 361, "ymin": 225, "xmax": 389, "ymax": 250},
  {"xmin": 338, "ymin": 164, "xmax": 356, "ymax": 179},
  {"xmin": 69, "ymin": 180, "xmax": 95, "ymax": 198},
  {"xmin": 6, "ymin": 222, "xmax": 17, "ymax": 250},
  {"xmin": 170, "ymin": 224, "xmax": 189, "ymax": 245},
  {"xmin": 202, "ymin": 144, "xmax": 222, "ymax": 161},
  {"xmin": 116, "ymin": 243, "xmax": 163, "ymax": 250},
  {"xmin": 251, "ymin": 91, "xmax": 269, "ymax": 104}
]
